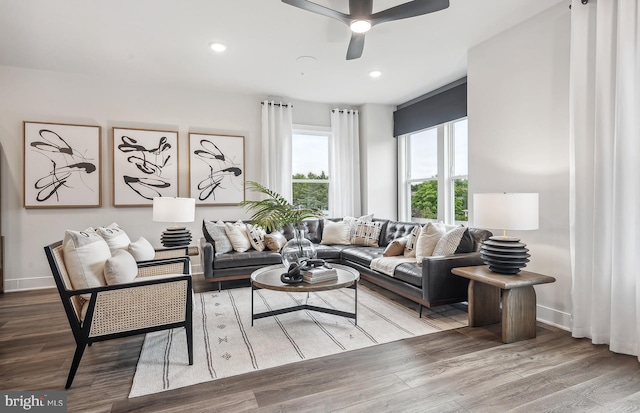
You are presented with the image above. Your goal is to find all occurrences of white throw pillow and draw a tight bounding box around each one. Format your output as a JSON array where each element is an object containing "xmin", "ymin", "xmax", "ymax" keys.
[
  {"xmin": 96, "ymin": 223, "xmax": 132, "ymax": 255},
  {"xmin": 414, "ymin": 222, "xmax": 444, "ymax": 262},
  {"xmin": 128, "ymin": 236, "xmax": 156, "ymax": 261},
  {"xmin": 350, "ymin": 221, "xmax": 383, "ymax": 247},
  {"xmin": 224, "ymin": 221, "xmax": 252, "ymax": 252},
  {"xmin": 432, "ymin": 226, "xmax": 467, "ymax": 256},
  {"xmin": 246, "ymin": 224, "xmax": 266, "ymax": 252},
  {"xmin": 403, "ymin": 226, "xmax": 421, "ymax": 258},
  {"xmin": 63, "ymin": 228, "xmax": 110, "ymax": 293},
  {"xmin": 320, "ymin": 220, "xmax": 352, "ymax": 245},
  {"xmin": 203, "ymin": 219, "xmax": 234, "ymax": 254},
  {"xmin": 104, "ymin": 249, "xmax": 138, "ymax": 285}
]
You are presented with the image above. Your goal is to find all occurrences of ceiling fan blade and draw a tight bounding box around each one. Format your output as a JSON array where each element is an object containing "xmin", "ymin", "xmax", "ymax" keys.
[
  {"xmin": 281, "ymin": 0, "xmax": 351, "ymax": 25},
  {"xmin": 348, "ymin": 0, "xmax": 373, "ymax": 17},
  {"xmin": 370, "ymin": 0, "xmax": 449, "ymax": 26},
  {"xmin": 346, "ymin": 33, "xmax": 365, "ymax": 60}
]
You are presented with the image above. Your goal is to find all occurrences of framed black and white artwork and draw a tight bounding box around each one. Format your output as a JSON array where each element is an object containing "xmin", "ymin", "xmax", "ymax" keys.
[
  {"xmin": 188, "ymin": 133, "xmax": 245, "ymax": 205},
  {"xmin": 23, "ymin": 121, "xmax": 102, "ymax": 208},
  {"xmin": 112, "ymin": 127, "xmax": 178, "ymax": 206}
]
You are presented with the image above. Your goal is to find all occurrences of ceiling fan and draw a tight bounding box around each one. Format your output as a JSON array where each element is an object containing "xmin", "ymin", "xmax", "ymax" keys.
[{"xmin": 281, "ymin": 0, "xmax": 450, "ymax": 60}]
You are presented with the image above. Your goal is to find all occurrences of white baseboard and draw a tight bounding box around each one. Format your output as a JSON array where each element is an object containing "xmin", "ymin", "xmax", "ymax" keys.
[
  {"xmin": 5, "ymin": 276, "xmax": 56, "ymax": 292},
  {"xmin": 537, "ymin": 304, "xmax": 571, "ymax": 331}
]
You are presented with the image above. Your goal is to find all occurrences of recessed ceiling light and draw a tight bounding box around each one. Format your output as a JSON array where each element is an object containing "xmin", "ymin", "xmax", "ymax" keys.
[
  {"xmin": 369, "ymin": 70, "xmax": 382, "ymax": 78},
  {"xmin": 350, "ymin": 20, "xmax": 371, "ymax": 33},
  {"xmin": 209, "ymin": 42, "xmax": 227, "ymax": 52}
]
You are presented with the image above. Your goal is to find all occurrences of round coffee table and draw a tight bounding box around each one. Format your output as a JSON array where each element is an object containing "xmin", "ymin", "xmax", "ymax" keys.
[{"xmin": 250, "ymin": 263, "xmax": 360, "ymax": 325}]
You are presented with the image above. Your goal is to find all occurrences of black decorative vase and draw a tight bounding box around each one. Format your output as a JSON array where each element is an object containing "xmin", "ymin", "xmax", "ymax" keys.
[{"xmin": 480, "ymin": 236, "xmax": 530, "ymax": 275}]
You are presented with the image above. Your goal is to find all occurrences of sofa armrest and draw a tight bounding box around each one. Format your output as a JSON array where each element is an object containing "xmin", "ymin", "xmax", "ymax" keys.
[
  {"xmin": 421, "ymin": 252, "xmax": 486, "ymax": 305},
  {"xmin": 199, "ymin": 237, "xmax": 214, "ymax": 279}
]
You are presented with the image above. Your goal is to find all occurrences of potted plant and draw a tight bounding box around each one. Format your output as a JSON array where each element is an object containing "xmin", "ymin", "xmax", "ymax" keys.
[{"xmin": 241, "ymin": 181, "xmax": 324, "ymax": 266}]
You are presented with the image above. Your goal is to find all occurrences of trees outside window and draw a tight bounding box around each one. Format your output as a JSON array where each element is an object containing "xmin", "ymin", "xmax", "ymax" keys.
[
  {"xmin": 291, "ymin": 127, "xmax": 330, "ymax": 214},
  {"xmin": 402, "ymin": 118, "xmax": 468, "ymax": 224}
]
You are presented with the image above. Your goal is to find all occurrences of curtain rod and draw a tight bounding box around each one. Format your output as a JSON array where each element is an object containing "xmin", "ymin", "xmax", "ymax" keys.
[
  {"xmin": 331, "ymin": 109, "xmax": 358, "ymax": 114},
  {"xmin": 570, "ymin": 0, "xmax": 588, "ymax": 8},
  {"xmin": 261, "ymin": 102, "xmax": 293, "ymax": 108}
]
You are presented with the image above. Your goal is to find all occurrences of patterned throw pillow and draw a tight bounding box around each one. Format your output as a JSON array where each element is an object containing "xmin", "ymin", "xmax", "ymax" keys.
[
  {"xmin": 383, "ymin": 237, "xmax": 407, "ymax": 257},
  {"xmin": 403, "ymin": 226, "xmax": 421, "ymax": 258},
  {"xmin": 246, "ymin": 224, "xmax": 266, "ymax": 252},
  {"xmin": 350, "ymin": 221, "xmax": 383, "ymax": 247},
  {"xmin": 203, "ymin": 220, "xmax": 233, "ymax": 254},
  {"xmin": 432, "ymin": 226, "xmax": 467, "ymax": 256},
  {"xmin": 343, "ymin": 214, "xmax": 374, "ymax": 237}
]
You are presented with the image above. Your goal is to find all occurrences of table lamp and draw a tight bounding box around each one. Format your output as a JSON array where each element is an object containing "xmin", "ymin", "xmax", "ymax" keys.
[
  {"xmin": 472, "ymin": 193, "xmax": 539, "ymax": 274},
  {"xmin": 152, "ymin": 197, "xmax": 196, "ymax": 247}
]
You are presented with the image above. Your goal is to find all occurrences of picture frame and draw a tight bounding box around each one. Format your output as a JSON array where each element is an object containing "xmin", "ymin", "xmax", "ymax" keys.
[
  {"xmin": 23, "ymin": 121, "xmax": 102, "ymax": 208},
  {"xmin": 112, "ymin": 127, "xmax": 179, "ymax": 206},
  {"xmin": 189, "ymin": 133, "xmax": 245, "ymax": 205}
]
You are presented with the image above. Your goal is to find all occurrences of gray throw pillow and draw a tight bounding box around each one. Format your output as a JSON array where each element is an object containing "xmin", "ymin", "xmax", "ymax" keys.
[{"xmin": 203, "ymin": 220, "xmax": 233, "ymax": 254}]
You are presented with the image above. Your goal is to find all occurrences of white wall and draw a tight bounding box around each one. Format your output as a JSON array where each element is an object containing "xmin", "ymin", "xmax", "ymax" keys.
[
  {"xmin": 359, "ymin": 103, "xmax": 397, "ymax": 219},
  {"xmin": 0, "ymin": 66, "xmax": 395, "ymax": 291},
  {"xmin": 468, "ymin": 3, "xmax": 572, "ymax": 328}
]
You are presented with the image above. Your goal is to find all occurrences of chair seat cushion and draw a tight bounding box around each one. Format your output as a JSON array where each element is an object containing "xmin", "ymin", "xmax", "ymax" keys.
[
  {"xmin": 393, "ymin": 263, "xmax": 423, "ymax": 287},
  {"xmin": 213, "ymin": 250, "xmax": 282, "ymax": 269},
  {"xmin": 341, "ymin": 247, "xmax": 385, "ymax": 267}
]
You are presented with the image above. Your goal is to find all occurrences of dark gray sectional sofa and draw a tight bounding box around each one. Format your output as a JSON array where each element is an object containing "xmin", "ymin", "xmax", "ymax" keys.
[{"xmin": 200, "ymin": 218, "xmax": 492, "ymax": 314}]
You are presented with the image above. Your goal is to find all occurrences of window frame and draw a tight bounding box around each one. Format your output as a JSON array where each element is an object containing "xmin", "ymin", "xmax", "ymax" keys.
[
  {"xmin": 291, "ymin": 124, "xmax": 331, "ymax": 213},
  {"xmin": 398, "ymin": 117, "xmax": 468, "ymax": 225}
]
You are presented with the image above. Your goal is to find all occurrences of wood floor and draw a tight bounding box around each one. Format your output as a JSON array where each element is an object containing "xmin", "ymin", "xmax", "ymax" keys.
[{"xmin": 1, "ymin": 276, "xmax": 639, "ymax": 413}]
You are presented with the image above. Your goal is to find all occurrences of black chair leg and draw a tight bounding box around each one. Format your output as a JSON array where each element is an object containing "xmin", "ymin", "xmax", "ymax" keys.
[
  {"xmin": 419, "ymin": 304, "xmax": 423, "ymax": 318},
  {"xmin": 186, "ymin": 324, "xmax": 193, "ymax": 365},
  {"xmin": 65, "ymin": 343, "xmax": 87, "ymax": 389},
  {"xmin": 218, "ymin": 281, "xmax": 221, "ymax": 292}
]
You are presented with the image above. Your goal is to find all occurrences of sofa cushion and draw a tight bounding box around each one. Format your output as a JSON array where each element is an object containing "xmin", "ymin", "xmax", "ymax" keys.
[
  {"xmin": 128, "ymin": 236, "xmax": 156, "ymax": 261},
  {"xmin": 341, "ymin": 246, "xmax": 385, "ymax": 267},
  {"xmin": 281, "ymin": 220, "xmax": 324, "ymax": 244},
  {"xmin": 321, "ymin": 220, "xmax": 351, "ymax": 245},
  {"xmin": 393, "ymin": 263, "xmax": 423, "ymax": 288},
  {"xmin": 213, "ymin": 250, "xmax": 282, "ymax": 269},
  {"xmin": 104, "ymin": 249, "xmax": 138, "ymax": 285},
  {"xmin": 469, "ymin": 228, "xmax": 493, "ymax": 251},
  {"xmin": 63, "ymin": 228, "xmax": 110, "ymax": 292},
  {"xmin": 264, "ymin": 231, "xmax": 287, "ymax": 252},
  {"xmin": 382, "ymin": 221, "xmax": 420, "ymax": 247},
  {"xmin": 350, "ymin": 221, "xmax": 383, "ymax": 247},
  {"xmin": 314, "ymin": 244, "xmax": 343, "ymax": 260},
  {"xmin": 455, "ymin": 228, "xmax": 475, "ymax": 253}
]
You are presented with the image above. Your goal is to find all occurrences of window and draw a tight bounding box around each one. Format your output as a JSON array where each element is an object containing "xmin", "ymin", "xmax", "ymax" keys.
[
  {"xmin": 291, "ymin": 126, "xmax": 331, "ymax": 213},
  {"xmin": 399, "ymin": 118, "xmax": 468, "ymax": 224}
]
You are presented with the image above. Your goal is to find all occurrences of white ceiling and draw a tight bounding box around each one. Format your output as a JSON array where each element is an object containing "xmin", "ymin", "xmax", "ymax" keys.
[{"xmin": 0, "ymin": 0, "xmax": 564, "ymax": 106}]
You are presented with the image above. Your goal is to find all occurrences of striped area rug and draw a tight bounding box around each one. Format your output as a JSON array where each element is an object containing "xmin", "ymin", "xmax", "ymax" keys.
[{"xmin": 129, "ymin": 284, "xmax": 467, "ymax": 398}]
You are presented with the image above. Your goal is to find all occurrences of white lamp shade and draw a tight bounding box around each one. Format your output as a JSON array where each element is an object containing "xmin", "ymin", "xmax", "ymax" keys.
[
  {"xmin": 152, "ymin": 197, "xmax": 196, "ymax": 223},
  {"xmin": 472, "ymin": 193, "xmax": 539, "ymax": 231}
]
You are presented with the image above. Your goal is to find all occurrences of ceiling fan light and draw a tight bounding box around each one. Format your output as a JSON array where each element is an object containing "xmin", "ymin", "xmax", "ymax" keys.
[
  {"xmin": 369, "ymin": 70, "xmax": 382, "ymax": 78},
  {"xmin": 350, "ymin": 20, "xmax": 371, "ymax": 33},
  {"xmin": 209, "ymin": 42, "xmax": 227, "ymax": 53}
]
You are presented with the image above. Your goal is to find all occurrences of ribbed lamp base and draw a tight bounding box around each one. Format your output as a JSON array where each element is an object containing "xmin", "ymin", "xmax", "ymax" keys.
[
  {"xmin": 480, "ymin": 236, "xmax": 530, "ymax": 275},
  {"xmin": 160, "ymin": 227, "xmax": 192, "ymax": 247}
]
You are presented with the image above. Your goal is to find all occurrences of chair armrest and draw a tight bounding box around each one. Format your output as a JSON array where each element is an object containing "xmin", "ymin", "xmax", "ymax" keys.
[
  {"xmin": 137, "ymin": 257, "xmax": 190, "ymax": 277},
  {"xmin": 421, "ymin": 252, "xmax": 486, "ymax": 305},
  {"xmin": 200, "ymin": 237, "xmax": 214, "ymax": 279},
  {"xmin": 66, "ymin": 273, "xmax": 192, "ymax": 297}
]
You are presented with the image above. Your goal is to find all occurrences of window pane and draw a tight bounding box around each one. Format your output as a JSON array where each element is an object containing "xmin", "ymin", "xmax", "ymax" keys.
[
  {"xmin": 454, "ymin": 178, "xmax": 468, "ymax": 223},
  {"xmin": 292, "ymin": 134, "xmax": 329, "ymax": 177},
  {"xmin": 453, "ymin": 119, "xmax": 468, "ymax": 177},
  {"xmin": 292, "ymin": 182, "xmax": 328, "ymax": 212},
  {"xmin": 409, "ymin": 128, "xmax": 438, "ymax": 180},
  {"xmin": 410, "ymin": 180, "xmax": 438, "ymax": 222}
]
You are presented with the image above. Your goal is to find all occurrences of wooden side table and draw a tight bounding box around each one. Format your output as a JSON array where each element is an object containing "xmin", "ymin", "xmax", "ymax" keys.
[{"xmin": 451, "ymin": 265, "xmax": 556, "ymax": 343}]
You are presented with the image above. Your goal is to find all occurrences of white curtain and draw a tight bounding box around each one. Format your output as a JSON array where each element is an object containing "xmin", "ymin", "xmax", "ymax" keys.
[
  {"xmin": 261, "ymin": 101, "xmax": 293, "ymax": 202},
  {"xmin": 329, "ymin": 109, "xmax": 361, "ymax": 217},
  {"xmin": 570, "ymin": 0, "xmax": 640, "ymax": 358}
]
